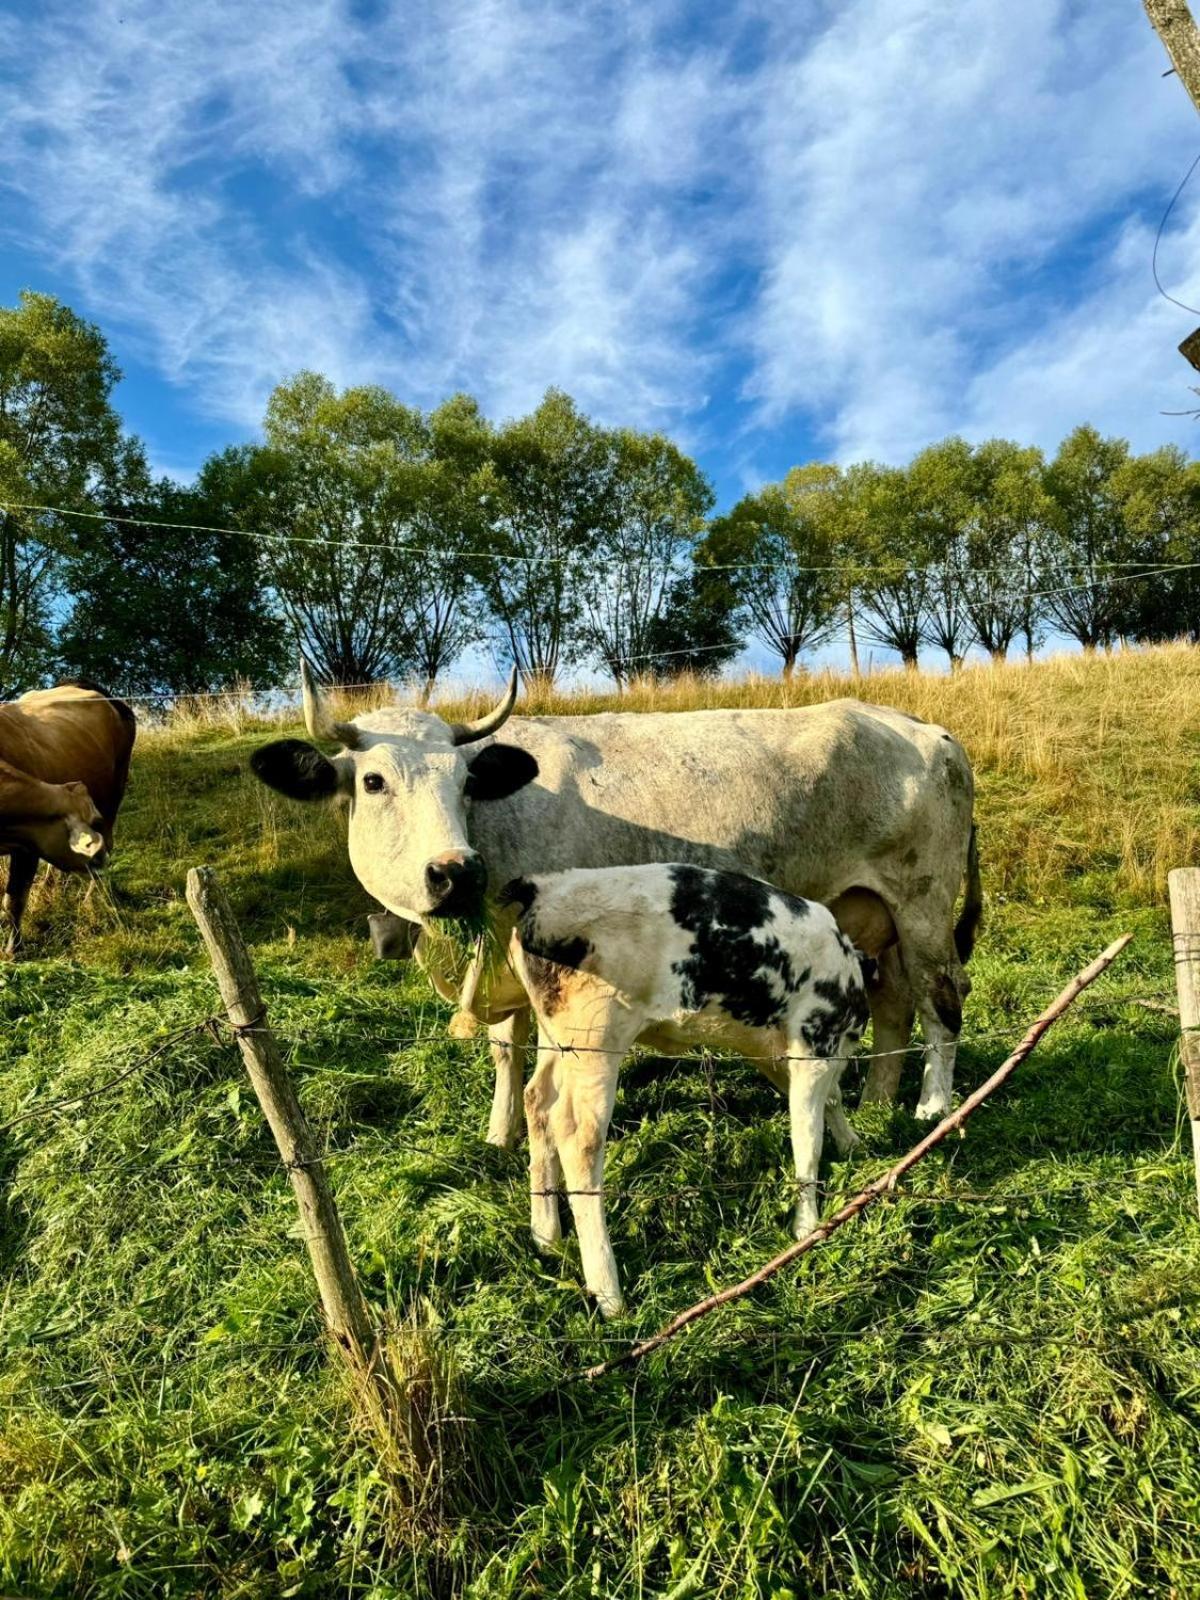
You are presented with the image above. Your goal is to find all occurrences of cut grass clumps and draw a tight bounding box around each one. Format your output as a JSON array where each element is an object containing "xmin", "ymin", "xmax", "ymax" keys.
[{"xmin": 1, "ymin": 646, "xmax": 1200, "ymax": 1596}]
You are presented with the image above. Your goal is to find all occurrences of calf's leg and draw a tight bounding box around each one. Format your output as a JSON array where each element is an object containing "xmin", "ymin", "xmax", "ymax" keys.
[
  {"xmin": 823, "ymin": 1080, "xmax": 860, "ymax": 1156},
  {"xmin": 524, "ymin": 1045, "xmax": 564, "ymax": 1250},
  {"xmin": 787, "ymin": 1053, "xmax": 843, "ymax": 1238},
  {"xmin": 486, "ymin": 1008, "xmax": 531, "ymax": 1148},
  {"xmin": 543, "ymin": 1013, "xmax": 638, "ymax": 1319}
]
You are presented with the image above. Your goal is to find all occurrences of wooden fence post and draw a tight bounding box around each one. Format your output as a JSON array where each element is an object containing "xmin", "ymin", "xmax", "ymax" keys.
[
  {"xmin": 185, "ymin": 865, "xmax": 429, "ymax": 1482},
  {"xmin": 1168, "ymin": 869, "xmax": 1200, "ymax": 1217}
]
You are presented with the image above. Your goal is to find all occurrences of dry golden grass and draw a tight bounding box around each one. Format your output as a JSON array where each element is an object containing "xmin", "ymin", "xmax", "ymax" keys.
[{"xmin": 142, "ymin": 642, "xmax": 1200, "ymax": 906}]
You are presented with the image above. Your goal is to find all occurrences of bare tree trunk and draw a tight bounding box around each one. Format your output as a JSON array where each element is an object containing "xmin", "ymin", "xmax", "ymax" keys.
[
  {"xmin": 1145, "ymin": 1, "xmax": 1200, "ymax": 115},
  {"xmin": 846, "ymin": 587, "xmax": 860, "ymax": 678}
]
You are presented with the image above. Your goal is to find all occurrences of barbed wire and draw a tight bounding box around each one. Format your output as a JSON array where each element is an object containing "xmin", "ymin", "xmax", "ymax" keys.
[
  {"xmin": 7, "ymin": 497, "xmax": 1198, "ymax": 579},
  {"xmin": 1, "ymin": 987, "xmax": 1179, "ymax": 1211}
]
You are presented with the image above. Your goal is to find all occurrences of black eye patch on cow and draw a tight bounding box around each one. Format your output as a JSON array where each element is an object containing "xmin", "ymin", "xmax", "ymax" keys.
[
  {"xmin": 464, "ymin": 744, "xmax": 539, "ymax": 802},
  {"xmin": 250, "ymin": 739, "xmax": 341, "ymax": 801}
]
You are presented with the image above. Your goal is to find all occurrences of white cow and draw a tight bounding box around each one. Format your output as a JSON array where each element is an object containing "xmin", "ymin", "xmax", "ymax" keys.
[
  {"xmin": 250, "ymin": 663, "xmax": 981, "ymax": 1127},
  {"xmin": 460, "ymin": 863, "xmax": 870, "ymax": 1317}
]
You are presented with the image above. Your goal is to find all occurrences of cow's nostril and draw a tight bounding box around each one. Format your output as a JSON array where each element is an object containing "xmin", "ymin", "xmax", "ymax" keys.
[
  {"xmin": 424, "ymin": 854, "xmax": 487, "ymax": 914},
  {"xmin": 425, "ymin": 862, "xmax": 452, "ymax": 897}
]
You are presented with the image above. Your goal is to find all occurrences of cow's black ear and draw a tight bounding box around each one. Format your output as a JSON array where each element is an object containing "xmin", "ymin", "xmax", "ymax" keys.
[
  {"xmin": 250, "ymin": 739, "xmax": 342, "ymax": 801},
  {"xmin": 464, "ymin": 743, "xmax": 539, "ymax": 802}
]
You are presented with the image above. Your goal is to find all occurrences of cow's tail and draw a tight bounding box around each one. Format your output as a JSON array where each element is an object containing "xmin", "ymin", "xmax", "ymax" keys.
[{"xmin": 954, "ymin": 824, "xmax": 982, "ymax": 964}]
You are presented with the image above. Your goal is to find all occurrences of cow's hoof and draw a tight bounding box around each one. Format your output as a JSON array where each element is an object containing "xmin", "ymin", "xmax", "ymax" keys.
[
  {"xmin": 914, "ymin": 1096, "xmax": 949, "ymax": 1122},
  {"xmin": 593, "ymin": 1288, "xmax": 626, "ymax": 1320}
]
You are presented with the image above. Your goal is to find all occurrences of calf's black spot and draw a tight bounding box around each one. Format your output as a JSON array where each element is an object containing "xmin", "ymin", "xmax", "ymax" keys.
[
  {"xmin": 509, "ymin": 889, "xmax": 592, "ymax": 1018},
  {"xmin": 499, "ymin": 876, "xmax": 538, "ymax": 913},
  {"xmin": 668, "ymin": 864, "xmax": 800, "ymax": 1028},
  {"xmin": 802, "ymin": 971, "xmax": 870, "ymax": 1057}
]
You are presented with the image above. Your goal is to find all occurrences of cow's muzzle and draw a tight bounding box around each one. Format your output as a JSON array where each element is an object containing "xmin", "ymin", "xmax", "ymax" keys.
[{"xmin": 424, "ymin": 851, "xmax": 487, "ymax": 917}]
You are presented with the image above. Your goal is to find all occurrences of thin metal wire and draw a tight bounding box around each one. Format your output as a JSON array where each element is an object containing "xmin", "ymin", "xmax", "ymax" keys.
[
  {"xmin": 1153, "ymin": 150, "xmax": 1200, "ymax": 317},
  {"xmin": 8, "ymin": 497, "xmax": 1196, "ymax": 579}
]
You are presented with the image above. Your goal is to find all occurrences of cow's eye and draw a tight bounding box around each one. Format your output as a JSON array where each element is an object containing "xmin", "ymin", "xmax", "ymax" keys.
[{"xmin": 362, "ymin": 772, "xmax": 386, "ymax": 794}]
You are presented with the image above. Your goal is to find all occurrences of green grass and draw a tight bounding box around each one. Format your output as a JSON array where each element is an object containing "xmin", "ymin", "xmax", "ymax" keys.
[{"xmin": 2, "ymin": 650, "xmax": 1199, "ymax": 1598}]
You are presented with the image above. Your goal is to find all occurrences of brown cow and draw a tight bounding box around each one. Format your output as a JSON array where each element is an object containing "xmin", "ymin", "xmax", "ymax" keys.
[{"xmin": 0, "ymin": 679, "xmax": 136, "ymax": 953}]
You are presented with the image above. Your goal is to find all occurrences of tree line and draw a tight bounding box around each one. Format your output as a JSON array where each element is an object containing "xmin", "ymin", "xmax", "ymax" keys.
[{"xmin": 3, "ymin": 290, "xmax": 1198, "ymax": 700}]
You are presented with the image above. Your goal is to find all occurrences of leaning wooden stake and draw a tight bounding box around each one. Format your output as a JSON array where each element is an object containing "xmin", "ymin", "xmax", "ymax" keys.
[
  {"xmin": 186, "ymin": 866, "xmax": 428, "ymax": 1480},
  {"xmin": 1168, "ymin": 870, "xmax": 1200, "ymax": 1217},
  {"xmin": 584, "ymin": 932, "xmax": 1133, "ymax": 1381}
]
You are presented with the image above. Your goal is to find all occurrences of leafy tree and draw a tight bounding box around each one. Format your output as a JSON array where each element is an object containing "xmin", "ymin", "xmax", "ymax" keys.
[
  {"xmin": 636, "ymin": 568, "xmax": 743, "ymax": 679},
  {"xmin": 908, "ymin": 438, "xmax": 977, "ymax": 668},
  {"xmin": 581, "ymin": 429, "xmax": 713, "ymax": 687},
  {"xmin": 58, "ymin": 450, "xmax": 290, "ymax": 698},
  {"xmin": 0, "ymin": 292, "xmax": 125, "ymax": 692},
  {"xmin": 230, "ymin": 373, "xmax": 491, "ymax": 690},
  {"xmin": 480, "ymin": 390, "xmax": 612, "ymax": 686},
  {"xmin": 960, "ymin": 440, "xmax": 1053, "ymax": 662},
  {"xmin": 402, "ymin": 393, "xmax": 496, "ymax": 701},
  {"xmin": 841, "ymin": 462, "xmax": 930, "ymax": 669},
  {"xmin": 1042, "ymin": 426, "xmax": 1135, "ymax": 651},
  {"xmin": 1111, "ymin": 445, "xmax": 1200, "ymax": 644},
  {"xmin": 699, "ymin": 465, "xmax": 843, "ymax": 679}
]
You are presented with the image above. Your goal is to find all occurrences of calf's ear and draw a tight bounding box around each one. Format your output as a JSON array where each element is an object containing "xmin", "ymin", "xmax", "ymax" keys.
[
  {"xmin": 250, "ymin": 739, "xmax": 343, "ymax": 801},
  {"xmin": 464, "ymin": 743, "xmax": 539, "ymax": 802}
]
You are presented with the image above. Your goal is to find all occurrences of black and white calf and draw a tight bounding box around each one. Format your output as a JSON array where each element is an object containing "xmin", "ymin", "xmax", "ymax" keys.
[{"xmin": 487, "ymin": 863, "xmax": 871, "ymax": 1318}]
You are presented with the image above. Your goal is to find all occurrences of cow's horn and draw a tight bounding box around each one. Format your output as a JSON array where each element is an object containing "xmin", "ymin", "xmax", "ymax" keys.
[
  {"xmin": 300, "ymin": 657, "xmax": 361, "ymax": 749},
  {"xmin": 448, "ymin": 666, "xmax": 519, "ymax": 746}
]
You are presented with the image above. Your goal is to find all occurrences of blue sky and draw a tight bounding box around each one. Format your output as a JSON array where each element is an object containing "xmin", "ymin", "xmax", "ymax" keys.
[{"xmin": 2, "ymin": 0, "xmax": 1200, "ymax": 535}]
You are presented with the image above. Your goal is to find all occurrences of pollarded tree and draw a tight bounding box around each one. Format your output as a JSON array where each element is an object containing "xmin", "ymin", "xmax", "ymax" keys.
[
  {"xmin": 960, "ymin": 440, "xmax": 1053, "ymax": 663},
  {"xmin": 908, "ymin": 437, "xmax": 977, "ymax": 668},
  {"xmin": 230, "ymin": 373, "xmax": 491, "ymax": 690},
  {"xmin": 1042, "ymin": 425, "xmax": 1135, "ymax": 652},
  {"xmin": 0, "ymin": 292, "xmax": 126, "ymax": 693},
  {"xmin": 403, "ymin": 393, "xmax": 496, "ymax": 701},
  {"xmin": 581, "ymin": 428, "xmax": 714, "ymax": 687},
  {"xmin": 480, "ymin": 389, "xmax": 613, "ymax": 687},
  {"xmin": 698, "ymin": 465, "xmax": 843, "ymax": 680},
  {"xmin": 840, "ymin": 461, "xmax": 930, "ymax": 669}
]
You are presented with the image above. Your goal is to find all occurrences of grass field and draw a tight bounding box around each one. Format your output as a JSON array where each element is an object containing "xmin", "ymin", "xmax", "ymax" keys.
[{"xmin": 1, "ymin": 647, "xmax": 1198, "ymax": 1598}]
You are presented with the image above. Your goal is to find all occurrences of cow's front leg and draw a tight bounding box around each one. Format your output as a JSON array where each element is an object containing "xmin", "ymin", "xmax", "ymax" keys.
[
  {"xmin": 3, "ymin": 851, "xmax": 39, "ymax": 958},
  {"xmin": 487, "ymin": 1008, "xmax": 531, "ymax": 1147},
  {"xmin": 787, "ymin": 1054, "xmax": 841, "ymax": 1238}
]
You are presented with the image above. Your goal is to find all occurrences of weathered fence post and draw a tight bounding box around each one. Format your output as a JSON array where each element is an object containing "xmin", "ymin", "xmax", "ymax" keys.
[
  {"xmin": 185, "ymin": 865, "xmax": 429, "ymax": 1482},
  {"xmin": 1168, "ymin": 869, "xmax": 1200, "ymax": 1217}
]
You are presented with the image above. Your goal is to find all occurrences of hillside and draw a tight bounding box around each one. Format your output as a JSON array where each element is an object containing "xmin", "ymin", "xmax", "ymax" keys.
[{"xmin": 1, "ymin": 647, "xmax": 1199, "ymax": 1598}]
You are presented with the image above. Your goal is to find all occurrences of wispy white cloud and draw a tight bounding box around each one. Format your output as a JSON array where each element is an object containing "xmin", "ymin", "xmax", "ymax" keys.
[
  {"xmin": 0, "ymin": 0, "xmax": 1197, "ymax": 478},
  {"xmin": 743, "ymin": 0, "xmax": 1200, "ymax": 462}
]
